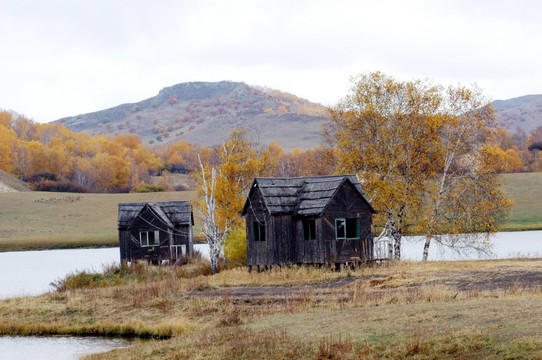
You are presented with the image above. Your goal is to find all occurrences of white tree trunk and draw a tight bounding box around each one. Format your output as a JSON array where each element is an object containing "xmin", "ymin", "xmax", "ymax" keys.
[{"xmin": 198, "ymin": 156, "xmax": 228, "ymax": 275}]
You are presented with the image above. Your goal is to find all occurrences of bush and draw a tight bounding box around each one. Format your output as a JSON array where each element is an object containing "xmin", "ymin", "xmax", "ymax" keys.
[
  {"xmin": 224, "ymin": 225, "xmax": 246, "ymax": 268},
  {"xmin": 130, "ymin": 184, "xmax": 166, "ymax": 193},
  {"xmin": 27, "ymin": 172, "xmax": 58, "ymax": 183},
  {"xmin": 108, "ymin": 185, "xmax": 133, "ymax": 193},
  {"xmin": 34, "ymin": 180, "xmax": 90, "ymax": 193}
]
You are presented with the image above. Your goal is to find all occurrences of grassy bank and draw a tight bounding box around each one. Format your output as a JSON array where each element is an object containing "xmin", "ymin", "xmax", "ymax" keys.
[
  {"xmin": 0, "ymin": 191, "xmax": 198, "ymax": 251},
  {"xmin": 0, "ymin": 172, "xmax": 541, "ymax": 252},
  {"xmin": 501, "ymin": 172, "xmax": 542, "ymax": 231},
  {"xmin": 2, "ymin": 259, "xmax": 542, "ymax": 359}
]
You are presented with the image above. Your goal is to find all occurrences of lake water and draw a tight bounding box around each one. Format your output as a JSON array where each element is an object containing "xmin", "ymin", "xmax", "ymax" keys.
[
  {"xmin": 0, "ymin": 234, "xmax": 540, "ymax": 358},
  {"xmin": 0, "ymin": 336, "xmax": 132, "ymax": 360},
  {"xmin": 1, "ymin": 233, "xmax": 540, "ymax": 299}
]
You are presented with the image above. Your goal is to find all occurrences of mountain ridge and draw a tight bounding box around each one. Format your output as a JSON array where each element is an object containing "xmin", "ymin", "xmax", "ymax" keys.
[
  {"xmin": 54, "ymin": 81, "xmax": 542, "ymax": 149},
  {"xmin": 56, "ymin": 81, "xmax": 327, "ymax": 152}
]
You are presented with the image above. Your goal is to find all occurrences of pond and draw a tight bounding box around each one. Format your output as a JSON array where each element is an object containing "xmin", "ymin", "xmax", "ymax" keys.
[
  {"xmin": 1, "ymin": 233, "xmax": 540, "ymax": 299},
  {"xmin": 0, "ymin": 233, "xmax": 539, "ymax": 358},
  {"xmin": 0, "ymin": 336, "xmax": 132, "ymax": 360},
  {"xmin": 0, "ymin": 244, "xmax": 210, "ymax": 299}
]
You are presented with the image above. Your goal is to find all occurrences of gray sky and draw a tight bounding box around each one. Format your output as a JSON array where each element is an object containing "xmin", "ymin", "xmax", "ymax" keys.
[{"xmin": 1, "ymin": 0, "xmax": 541, "ymax": 123}]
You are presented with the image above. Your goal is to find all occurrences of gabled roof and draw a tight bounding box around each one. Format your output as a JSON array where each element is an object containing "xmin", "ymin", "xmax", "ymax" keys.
[
  {"xmin": 242, "ymin": 175, "xmax": 376, "ymax": 217},
  {"xmin": 118, "ymin": 201, "xmax": 193, "ymax": 229}
]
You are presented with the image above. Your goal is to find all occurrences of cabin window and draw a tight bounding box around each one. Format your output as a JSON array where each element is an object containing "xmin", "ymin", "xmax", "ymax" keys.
[
  {"xmin": 253, "ymin": 222, "xmax": 266, "ymax": 242},
  {"xmin": 140, "ymin": 230, "xmax": 160, "ymax": 247},
  {"xmin": 335, "ymin": 218, "xmax": 360, "ymax": 239},
  {"xmin": 302, "ymin": 219, "xmax": 316, "ymax": 240}
]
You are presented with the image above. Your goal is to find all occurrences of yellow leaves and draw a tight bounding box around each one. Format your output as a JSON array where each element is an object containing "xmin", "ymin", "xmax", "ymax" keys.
[
  {"xmin": 0, "ymin": 124, "xmax": 17, "ymax": 172},
  {"xmin": 325, "ymin": 71, "xmax": 511, "ymax": 243}
]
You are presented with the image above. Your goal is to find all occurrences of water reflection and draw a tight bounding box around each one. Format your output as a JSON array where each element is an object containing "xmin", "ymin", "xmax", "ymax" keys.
[{"xmin": 0, "ymin": 336, "xmax": 131, "ymax": 360}]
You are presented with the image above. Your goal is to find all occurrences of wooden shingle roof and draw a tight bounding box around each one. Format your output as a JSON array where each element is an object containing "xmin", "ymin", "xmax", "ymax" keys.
[
  {"xmin": 242, "ymin": 175, "xmax": 375, "ymax": 217},
  {"xmin": 118, "ymin": 201, "xmax": 193, "ymax": 229}
]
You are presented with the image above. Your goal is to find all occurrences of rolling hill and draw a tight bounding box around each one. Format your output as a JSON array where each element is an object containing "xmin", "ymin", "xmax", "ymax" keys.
[
  {"xmin": 493, "ymin": 94, "xmax": 542, "ymax": 133},
  {"xmin": 56, "ymin": 81, "xmax": 328, "ymax": 152},
  {"xmin": 55, "ymin": 82, "xmax": 542, "ymax": 150}
]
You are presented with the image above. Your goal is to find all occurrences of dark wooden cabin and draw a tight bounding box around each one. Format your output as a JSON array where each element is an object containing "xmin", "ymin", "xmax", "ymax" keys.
[
  {"xmin": 241, "ymin": 175, "xmax": 376, "ymax": 269},
  {"xmin": 118, "ymin": 201, "xmax": 194, "ymax": 263}
]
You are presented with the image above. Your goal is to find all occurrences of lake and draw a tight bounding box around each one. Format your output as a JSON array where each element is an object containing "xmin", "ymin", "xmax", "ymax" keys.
[
  {"xmin": 0, "ymin": 336, "xmax": 132, "ymax": 360},
  {"xmin": 1, "ymin": 232, "xmax": 541, "ymax": 299},
  {"xmin": 0, "ymin": 233, "xmax": 540, "ymax": 358},
  {"xmin": 0, "ymin": 244, "xmax": 210, "ymax": 299}
]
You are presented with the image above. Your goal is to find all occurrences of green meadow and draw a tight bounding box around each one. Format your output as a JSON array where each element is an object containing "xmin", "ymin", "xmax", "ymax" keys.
[
  {"xmin": 0, "ymin": 191, "xmax": 197, "ymax": 251},
  {"xmin": 0, "ymin": 172, "xmax": 541, "ymax": 252},
  {"xmin": 500, "ymin": 172, "xmax": 542, "ymax": 231}
]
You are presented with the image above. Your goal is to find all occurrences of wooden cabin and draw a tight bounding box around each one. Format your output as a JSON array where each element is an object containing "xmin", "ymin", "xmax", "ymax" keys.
[
  {"xmin": 241, "ymin": 175, "xmax": 376, "ymax": 269},
  {"xmin": 118, "ymin": 201, "xmax": 194, "ymax": 263}
]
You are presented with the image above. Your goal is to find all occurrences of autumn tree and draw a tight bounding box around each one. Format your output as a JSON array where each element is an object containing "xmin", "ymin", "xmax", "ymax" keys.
[
  {"xmin": 0, "ymin": 124, "xmax": 17, "ymax": 172},
  {"xmin": 325, "ymin": 72, "xmax": 510, "ymax": 260},
  {"xmin": 194, "ymin": 129, "xmax": 275, "ymax": 269},
  {"xmin": 420, "ymin": 86, "xmax": 511, "ymax": 260}
]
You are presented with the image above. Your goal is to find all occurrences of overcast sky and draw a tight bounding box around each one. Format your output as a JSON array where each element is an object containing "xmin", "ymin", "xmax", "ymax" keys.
[{"xmin": 1, "ymin": 0, "xmax": 541, "ymax": 123}]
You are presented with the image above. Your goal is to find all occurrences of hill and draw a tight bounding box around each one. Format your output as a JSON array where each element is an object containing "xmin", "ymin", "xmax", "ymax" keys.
[
  {"xmin": 56, "ymin": 81, "xmax": 327, "ymax": 152},
  {"xmin": 492, "ymin": 94, "xmax": 542, "ymax": 133},
  {"xmin": 0, "ymin": 169, "xmax": 32, "ymax": 192}
]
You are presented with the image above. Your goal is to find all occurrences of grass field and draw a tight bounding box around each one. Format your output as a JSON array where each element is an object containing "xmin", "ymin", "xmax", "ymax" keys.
[
  {"xmin": 0, "ymin": 191, "xmax": 198, "ymax": 251},
  {"xmin": 501, "ymin": 172, "xmax": 542, "ymax": 231},
  {"xmin": 0, "ymin": 172, "xmax": 541, "ymax": 252},
  {"xmin": 2, "ymin": 259, "xmax": 542, "ymax": 359}
]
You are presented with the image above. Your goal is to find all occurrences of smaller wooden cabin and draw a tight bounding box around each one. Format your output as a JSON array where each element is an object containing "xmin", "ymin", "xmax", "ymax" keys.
[
  {"xmin": 118, "ymin": 201, "xmax": 194, "ymax": 263},
  {"xmin": 242, "ymin": 175, "xmax": 376, "ymax": 269}
]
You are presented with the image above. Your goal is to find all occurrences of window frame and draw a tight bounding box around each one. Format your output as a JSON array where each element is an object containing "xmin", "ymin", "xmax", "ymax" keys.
[
  {"xmin": 335, "ymin": 217, "xmax": 360, "ymax": 240},
  {"xmin": 252, "ymin": 221, "xmax": 266, "ymax": 242},
  {"xmin": 140, "ymin": 230, "xmax": 160, "ymax": 247},
  {"xmin": 302, "ymin": 218, "xmax": 317, "ymax": 241}
]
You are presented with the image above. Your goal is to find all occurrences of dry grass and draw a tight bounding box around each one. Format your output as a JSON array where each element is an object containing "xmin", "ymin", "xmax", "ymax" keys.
[{"xmin": 3, "ymin": 259, "xmax": 542, "ymax": 358}]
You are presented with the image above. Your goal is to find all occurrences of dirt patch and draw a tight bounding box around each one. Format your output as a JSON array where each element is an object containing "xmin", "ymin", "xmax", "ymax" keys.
[
  {"xmin": 0, "ymin": 182, "xmax": 16, "ymax": 193},
  {"xmin": 186, "ymin": 266, "xmax": 542, "ymax": 300}
]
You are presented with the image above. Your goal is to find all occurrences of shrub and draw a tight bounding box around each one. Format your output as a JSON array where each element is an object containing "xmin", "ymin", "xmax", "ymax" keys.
[
  {"xmin": 109, "ymin": 185, "xmax": 133, "ymax": 193},
  {"xmin": 34, "ymin": 180, "xmax": 90, "ymax": 193},
  {"xmin": 223, "ymin": 225, "xmax": 246, "ymax": 268},
  {"xmin": 130, "ymin": 184, "xmax": 166, "ymax": 193},
  {"xmin": 27, "ymin": 172, "xmax": 57, "ymax": 183}
]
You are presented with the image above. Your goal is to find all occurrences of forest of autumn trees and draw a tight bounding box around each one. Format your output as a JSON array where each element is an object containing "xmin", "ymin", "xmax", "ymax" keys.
[
  {"xmin": 1, "ymin": 102, "xmax": 542, "ymax": 196},
  {"xmin": 0, "ymin": 110, "xmax": 336, "ymax": 193}
]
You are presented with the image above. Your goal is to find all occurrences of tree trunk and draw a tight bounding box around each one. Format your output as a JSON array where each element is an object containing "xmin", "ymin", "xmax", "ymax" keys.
[
  {"xmin": 422, "ymin": 237, "xmax": 431, "ymax": 261},
  {"xmin": 392, "ymin": 228, "xmax": 401, "ymax": 260}
]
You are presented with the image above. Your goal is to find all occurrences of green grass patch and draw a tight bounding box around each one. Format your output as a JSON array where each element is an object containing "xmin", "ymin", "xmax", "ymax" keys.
[
  {"xmin": 501, "ymin": 172, "xmax": 542, "ymax": 231},
  {"xmin": 0, "ymin": 191, "xmax": 198, "ymax": 251}
]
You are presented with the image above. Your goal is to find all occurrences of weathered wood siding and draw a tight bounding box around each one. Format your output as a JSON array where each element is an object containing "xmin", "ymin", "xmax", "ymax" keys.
[
  {"xmin": 244, "ymin": 177, "xmax": 374, "ymax": 266},
  {"xmin": 246, "ymin": 187, "xmax": 273, "ymax": 266},
  {"xmin": 119, "ymin": 211, "xmax": 193, "ymax": 262},
  {"xmin": 293, "ymin": 218, "xmax": 325, "ymax": 263},
  {"xmin": 321, "ymin": 181, "xmax": 373, "ymax": 263}
]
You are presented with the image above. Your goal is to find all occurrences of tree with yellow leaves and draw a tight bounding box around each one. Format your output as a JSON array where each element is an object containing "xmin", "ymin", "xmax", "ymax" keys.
[
  {"xmin": 325, "ymin": 72, "xmax": 510, "ymax": 260},
  {"xmin": 194, "ymin": 129, "xmax": 274, "ymax": 270}
]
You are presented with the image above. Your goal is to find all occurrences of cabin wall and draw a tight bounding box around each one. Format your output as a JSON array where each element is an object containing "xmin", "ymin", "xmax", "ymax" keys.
[
  {"xmin": 321, "ymin": 181, "xmax": 374, "ymax": 263},
  {"xmin": 246, "ymin": 188, "xmax": 274, "ymax": 266},
  {"xmin": 173, "ymin": 224, "xmax": 193, "ymax": 255},
  {"xmin": 123, "ymin": 209, "xmax": 171, "ymax": 262},
  {"xmin": 293, "ymin": 218, "xmax": 325, "ymax": 264}
]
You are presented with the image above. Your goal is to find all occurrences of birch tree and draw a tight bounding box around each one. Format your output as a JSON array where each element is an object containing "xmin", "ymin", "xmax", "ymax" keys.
[
  {"xmin": 197, "ymin": 156, "xmax": 227, "ymax": 274},
  {"xmin": 421, "ymin": 86, "xmax": 511, "ymax": 260},
  {"xmin": 324, "ymin": 72, "xmax": 510, "ymax": 260},
  {"xmin": 325, "ymin": 72, "xmax": 442, "ymax": 259}
]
